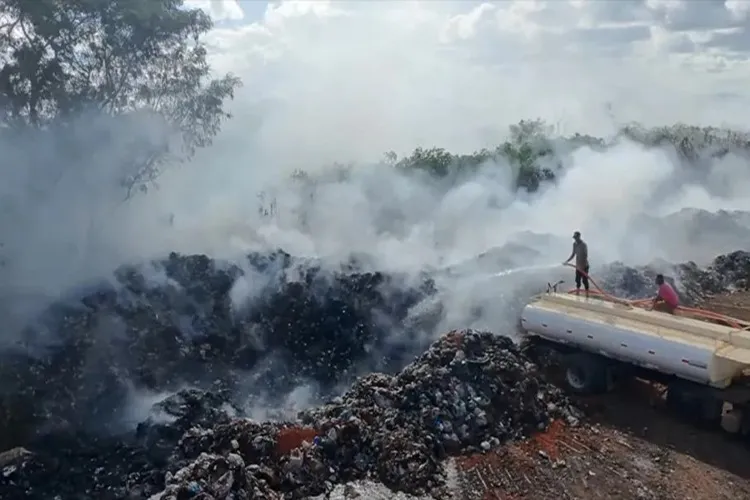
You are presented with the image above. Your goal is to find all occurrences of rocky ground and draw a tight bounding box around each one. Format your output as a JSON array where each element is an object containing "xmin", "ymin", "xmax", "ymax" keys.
[{"xmin": 1, "ymin": 249, "xmax": 750, "ymax": 499}]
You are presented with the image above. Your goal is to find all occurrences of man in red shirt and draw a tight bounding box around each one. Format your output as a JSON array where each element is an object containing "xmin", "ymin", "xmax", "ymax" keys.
[{"xmin": 651, "ymin": 274, "xmax": 679, "ymax": 314}]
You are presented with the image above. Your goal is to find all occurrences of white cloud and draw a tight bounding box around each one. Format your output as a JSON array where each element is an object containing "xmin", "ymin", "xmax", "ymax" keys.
[
  {"xmin": 726, "ymin": 0, "xmax": 750, "ymax": 21},
  {"xmin": 441, "ymin": 3, "xmax": 496, "ymax": 42},
  {"xmin": 189, "ymin": 0, "xmax": 750, "ymax": 171},
  {"xmin": 184, "ymin": 0, "xmax": 245, "ymax": 21},
  {"xmin": 647, "ymin": 0, "xmax": 747, "ymax": 31}
]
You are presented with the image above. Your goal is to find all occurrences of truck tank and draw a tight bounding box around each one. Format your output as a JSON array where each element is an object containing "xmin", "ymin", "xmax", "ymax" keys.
[{"xmin": 520, "ymin": 291, "xmax": 750, "ymax": 388}]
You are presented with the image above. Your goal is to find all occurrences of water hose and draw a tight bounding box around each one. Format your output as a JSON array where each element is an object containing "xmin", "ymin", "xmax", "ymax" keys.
[{"xmin": 561, "ymin": 263, "xmax": 748, "ymax": 330}]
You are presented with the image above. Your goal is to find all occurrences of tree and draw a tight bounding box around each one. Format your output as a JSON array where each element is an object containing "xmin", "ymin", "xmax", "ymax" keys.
[
  {"xmin": 501, "ymin": 119, "xmax": 557, "ymax": 192},
  {"xmin": 508, "ymin": 118, "xmax": 551, "ymax": 146},
  {"xmin": 396, "ymin": 147, "xmax": 454, "ymax": 177},
  {"xmin": 0, "ymin": 0, "xmax": 242, "ymax": 194}
]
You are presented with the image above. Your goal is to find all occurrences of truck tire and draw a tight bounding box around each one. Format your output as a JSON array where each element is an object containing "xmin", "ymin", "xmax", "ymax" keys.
[
  {"xmin": 740, "ymin": 406, "xmax": 750, "ymax": 443},
  {"xmin": 665, "ymin": 383, "xmax": 687, "ymax": 412},
  {"xmin": 700, "ymin": 398, "xmax": 724, "ymax": 426},
  {"xmin": 563, "ymin": 352, "xmax": 608, "ymax": 394},
  {"xmin": 666, "ymin": 381, "xmax": 723, "ymax": 426}
]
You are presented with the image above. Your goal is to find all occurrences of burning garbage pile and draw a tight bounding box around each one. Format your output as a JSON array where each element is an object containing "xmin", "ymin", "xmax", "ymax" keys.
[
  {"xmin": 1, "ymin": 330, "xmax": 578, "ymax": 499},
  {"xmin": 598, "ymin": 250, "xmax": 750, "ymax": 304},
  {"xmin": 2, "ymin": 246, "xmax": 750, "ymax": 499},
  {"xmin": 146, "ymin": 331, "xmax": 577, "ymax": 499},
  {"xmin": 0, "ymin": 250, "xmax": 438, "ymax": 452}
]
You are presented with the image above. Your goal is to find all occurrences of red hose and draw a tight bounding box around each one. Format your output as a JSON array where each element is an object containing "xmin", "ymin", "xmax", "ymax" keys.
[{"xmin": 561, "ymin": 263, "xmax": 747, "ymax": 330}]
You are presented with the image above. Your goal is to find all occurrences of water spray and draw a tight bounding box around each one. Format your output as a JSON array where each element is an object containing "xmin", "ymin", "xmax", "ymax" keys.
[{"xmin": 490, "ymin": 263, "xmax": 561, "ymax": 278}]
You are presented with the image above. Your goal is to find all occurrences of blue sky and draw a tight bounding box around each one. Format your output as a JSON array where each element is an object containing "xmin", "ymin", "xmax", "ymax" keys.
[
  {"xmin": 210, "ymin": 0, "xmax": 267, "ymax": 23},
  {"xmin": 237, "ymin": 1, "xmax": 269, "ymax": 21}
]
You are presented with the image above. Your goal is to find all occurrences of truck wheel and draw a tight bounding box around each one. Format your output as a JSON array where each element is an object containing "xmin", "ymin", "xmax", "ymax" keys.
[
  {"xmin": 564, "ymin": 352, "xmax": 608, "ymax": 394},
  {"xmin": 699, "ymin": 398, "xmax": 724, "ymax": 426},
  {"xmin": 666, "ymin": 381, "xmax": 722, "ymax": 426},
  {"xmin": 665, "ymin": 384, "xmax": 687, "ymax": 412},
  {"xmin": 524, "ymin": 343, "xmax": 558, "ymax": 369},
  {"xmin": 740, "ymin": 407, "xmax": 750, "ymax": 443}
]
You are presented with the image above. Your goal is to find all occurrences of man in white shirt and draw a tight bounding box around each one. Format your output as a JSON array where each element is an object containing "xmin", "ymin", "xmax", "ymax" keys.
[{"xmin": 564, "ymin": 231, "xmax": 589, "ymax": 296}]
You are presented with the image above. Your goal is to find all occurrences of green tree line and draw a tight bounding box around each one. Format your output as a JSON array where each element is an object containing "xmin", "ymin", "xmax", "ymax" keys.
[
  {"xmin": 384, "ymin": 120, "xmax": 750, "ymax": 193},
  {"xmin": 284, "ymin": 119, "xmax": 750, "ymax": 202}
]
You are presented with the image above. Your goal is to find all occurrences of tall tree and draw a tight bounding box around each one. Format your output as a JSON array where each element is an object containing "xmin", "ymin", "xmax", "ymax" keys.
[{"xmin": 0, "ymin": 0, "xmax": 242, "ymax": 192}]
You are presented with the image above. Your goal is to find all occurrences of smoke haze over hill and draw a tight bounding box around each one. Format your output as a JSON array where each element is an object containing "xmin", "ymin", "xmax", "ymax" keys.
[
  {"xmin": 2, "ymin": 0, "xmax": 750, "ymax": 428},
  {"xmin": 2, "ymin": 0, "xmax": 750, "ymax": 299},
  {"xmin": 3, "ymin": 2, "xmax": 750, "ymax": 498}
]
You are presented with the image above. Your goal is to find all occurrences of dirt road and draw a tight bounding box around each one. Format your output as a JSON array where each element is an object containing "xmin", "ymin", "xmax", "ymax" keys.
[
  {"xmin": 450, "ymin": 292, "xmax": 750, "ymax": 500},
  {"xmin": 698, "ymin": 290, "xmax": 750, "ymax": 322}
]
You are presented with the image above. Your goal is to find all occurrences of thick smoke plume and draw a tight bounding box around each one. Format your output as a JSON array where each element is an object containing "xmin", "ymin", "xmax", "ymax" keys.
[
  {"xmin": 2, "ymin": 115, "xmax": 750, "ymax": 345},
  {"xmin": 3, "ymin": 0, "xmax": 750, "ymax": 450},
  {"xmin": 3, "ymin": 110, "xmax": 750, "ymax": 443}
]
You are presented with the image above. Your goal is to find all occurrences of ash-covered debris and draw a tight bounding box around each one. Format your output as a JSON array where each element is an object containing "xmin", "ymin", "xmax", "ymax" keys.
[
  {"xmin": 0, "ymin": 389, "xmax": 248, "ymax": 500},
  {"xmin": 2, "ymin": 246, "xmax": 750, "ymax": 499},
  {"xmin": 144, "ymin": 330, "xmax": 578, "ymax": 500},
  {"xmin": 1, "ymin": 330, "xmax": 576, "ymax": 499},
  {"xmin": 0, "ymin": 249, "xmax": 438, "ymax": 451},
  {"xmin": 136, "ymin": 388, "xmax": 241, "ymax": 464},
  {"xmin": 703, "ymin": 250, "xmax": 750, "ymax": 292},
  {"xmin": 598, "ymin": 250, "xmax": 750, "ymax": 304}
]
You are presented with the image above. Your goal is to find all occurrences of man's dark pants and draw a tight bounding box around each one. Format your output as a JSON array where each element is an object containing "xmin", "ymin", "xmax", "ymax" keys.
[
  {"xmin": 653, "ymin": 301, "xmax": 677, "ymax": 314},
  {"xmin": 575, "ymin": 264, "xmax": 590, "ymax": 291}
]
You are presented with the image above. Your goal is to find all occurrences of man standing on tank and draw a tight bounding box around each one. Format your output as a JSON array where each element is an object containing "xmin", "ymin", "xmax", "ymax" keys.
[{"xmin": 564, "ymin": 231, "xmax": 589, "ymax": 296}]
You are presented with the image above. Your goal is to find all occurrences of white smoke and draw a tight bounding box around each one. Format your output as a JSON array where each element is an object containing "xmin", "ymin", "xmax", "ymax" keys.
[{"xmin": 1, "ymin": 1, "xmax": 750, "ymax": 346}]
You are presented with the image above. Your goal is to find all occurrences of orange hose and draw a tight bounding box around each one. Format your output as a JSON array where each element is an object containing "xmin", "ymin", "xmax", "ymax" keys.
[
  {"xmin": 564, "ymin": 287, "xmax": 651, "ymax": 305},
  {"xmin": 562, "ymin": 263, "xmax": 747, "ymax": 330},
  {"xmin": 562, "ymin": 263, "xmax": 642, "ymax": 307}
]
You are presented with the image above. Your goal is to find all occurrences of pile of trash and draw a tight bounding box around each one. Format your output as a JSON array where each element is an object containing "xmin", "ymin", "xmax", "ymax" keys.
[
  {"xmin": 2, "ymin": 247, "xmax": 750, "ymax": 499},
  {"xmin": 1, "ymin": 330, "xmax": 577, "ymax": 499},
  {"xmin": 599, "ymin": 250, "xmax": 750, "ymax": 304},
  {"xmin": 0, "ymin": 250, "xmax": 438, "ymax": 451}
]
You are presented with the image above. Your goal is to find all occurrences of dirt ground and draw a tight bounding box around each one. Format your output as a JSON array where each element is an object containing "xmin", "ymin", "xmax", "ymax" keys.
[
  {"xmin": 450, "ymin": 292, "xmax": 750, "ymax": 500},
  {"xmin": 697, "ymin": 290, "xmax": 750, "ymax": 322},
  {"xmin": 452, "ymin": 385, "xmax": 750, "ymax": 499}
]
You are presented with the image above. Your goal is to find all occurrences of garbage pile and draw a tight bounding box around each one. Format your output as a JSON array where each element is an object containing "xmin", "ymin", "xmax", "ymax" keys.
[
  {"xmin": 0, "ymin": 250, "xmax": 438, "ymax": 452},
  {"xmin": 1, "ymin": 329, "xmax": 577, "ymax": 499},
  {"xmin": 598, "ymin": 250, "xmax": 750, "ymax": 304},
  {"xmin": 2, "ymin": 247, "xmax": 750, "ymax": 499}
]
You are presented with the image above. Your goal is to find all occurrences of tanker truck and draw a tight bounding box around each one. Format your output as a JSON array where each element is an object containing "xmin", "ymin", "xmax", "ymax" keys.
[{"xmin": 519, "ymin": 268, "xmax": 750, "ymax": 436}]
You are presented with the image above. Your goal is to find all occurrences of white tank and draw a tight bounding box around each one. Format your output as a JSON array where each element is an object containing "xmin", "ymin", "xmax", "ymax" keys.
[{"xmin": 520, "ymin": 293, "xmax": 750, "ymax": 388}]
